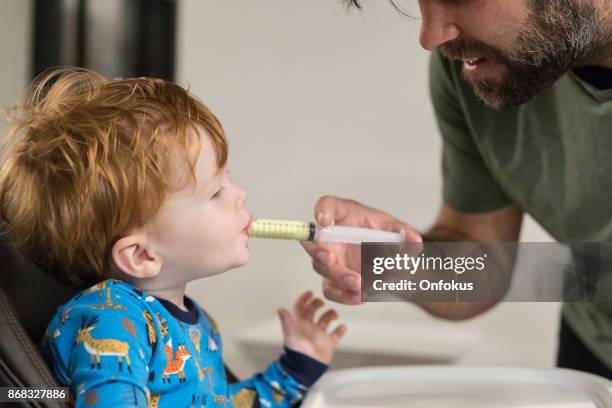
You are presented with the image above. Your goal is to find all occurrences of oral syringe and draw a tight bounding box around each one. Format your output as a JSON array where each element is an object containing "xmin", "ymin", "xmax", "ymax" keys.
[{"xmin": 248, "ymin": 218, "xmax": 404, "ymax": 244}]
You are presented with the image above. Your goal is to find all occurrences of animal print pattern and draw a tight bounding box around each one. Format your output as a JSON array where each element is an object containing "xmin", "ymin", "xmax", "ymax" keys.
[{"xmin": 42, "ymin": 279, "xmax": 326, "ymax": 407}]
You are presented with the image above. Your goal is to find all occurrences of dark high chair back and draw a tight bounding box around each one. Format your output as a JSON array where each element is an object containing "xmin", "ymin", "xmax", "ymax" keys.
[{"xmin": 0, "ymin": 223, "xmax": 74, "ymax": 407}]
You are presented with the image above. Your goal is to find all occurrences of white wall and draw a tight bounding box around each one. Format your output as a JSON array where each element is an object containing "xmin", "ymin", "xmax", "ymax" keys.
[
  {"xmin": 177, "ymin": 0, "xmax": 561, "ymax": 376},
  {"xmin": 0, "ymin": 0, "xmax": 30, "ymax": 108}
]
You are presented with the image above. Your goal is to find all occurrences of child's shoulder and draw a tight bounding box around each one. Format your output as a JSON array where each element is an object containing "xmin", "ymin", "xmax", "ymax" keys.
[
  {"xmin": 42, "ymin": 280, "xmax": 160, "ymax": 387},
  {"xmin": 43, "ymin": 279, "xmax": 161, "ymax": 354},
  {"xmin": 47, "ymin": 279, "xmax": 156, "ymax": 338},
  {"xmin": 63, "ymin": 279, "xmax": 150, "ymax": 312}
]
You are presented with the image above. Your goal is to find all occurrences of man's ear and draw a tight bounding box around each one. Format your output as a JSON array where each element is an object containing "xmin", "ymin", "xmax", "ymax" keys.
[{"xmin": 111, "ymin": 235, "xmax": 161, "ymax": 279}]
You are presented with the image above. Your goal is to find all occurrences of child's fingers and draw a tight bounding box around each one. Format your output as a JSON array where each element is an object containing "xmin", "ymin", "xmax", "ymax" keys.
[
  {"xmin": 277, "ymin": 308, "xmax": 296, "ymax": 335},
  {"xmin": 330, "ymin": 324, "xmax": 347, "ymax": 343},
  {"xmin": 317, "ymin": 309, "xmax": 338, "ymax": 331},
  {"xmin": 294, "ymin": 291, "xmax": 313, "ymax": 313},
  {"xmin": 303, "ymin": 297, "xmax": 324, "ymax": 320}
]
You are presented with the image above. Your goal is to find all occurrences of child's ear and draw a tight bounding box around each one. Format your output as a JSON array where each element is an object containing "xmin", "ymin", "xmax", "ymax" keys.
[{"xmin": 111, "ymin": 235, "xmax": 161, "ymax": 279}]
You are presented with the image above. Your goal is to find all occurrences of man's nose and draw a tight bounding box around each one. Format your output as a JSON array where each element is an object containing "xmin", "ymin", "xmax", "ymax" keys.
[{"xmin": 418, "ymin": 1, "xmax": 461, "ymax": 51}]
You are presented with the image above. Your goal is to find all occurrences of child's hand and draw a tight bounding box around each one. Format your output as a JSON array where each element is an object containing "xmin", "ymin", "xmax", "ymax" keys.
[{"xmin": 277, "ymin": 291, "xmax": 346, "ymax": 365}]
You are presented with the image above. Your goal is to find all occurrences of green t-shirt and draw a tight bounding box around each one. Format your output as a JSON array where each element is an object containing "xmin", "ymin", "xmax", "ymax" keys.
[{"xmin": 429, "ymin": 52, "xmax": 612, "ymax": 367}]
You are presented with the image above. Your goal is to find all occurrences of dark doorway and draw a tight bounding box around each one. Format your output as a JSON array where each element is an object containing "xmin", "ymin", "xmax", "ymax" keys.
[{"xmin": 32, "ymin": 0, "xmax": 176, "ymax": 80}]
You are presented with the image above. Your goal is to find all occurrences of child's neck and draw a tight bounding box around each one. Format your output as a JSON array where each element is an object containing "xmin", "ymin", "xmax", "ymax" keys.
[{"xmin": 143, "ymin": 283, "xmax": 188, "ymax": 312}]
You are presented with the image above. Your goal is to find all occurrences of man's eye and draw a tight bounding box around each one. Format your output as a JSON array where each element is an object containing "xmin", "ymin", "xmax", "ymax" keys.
[{"xmin": 211, "ymin": 188, "xmax": 222, "ymax": 199}]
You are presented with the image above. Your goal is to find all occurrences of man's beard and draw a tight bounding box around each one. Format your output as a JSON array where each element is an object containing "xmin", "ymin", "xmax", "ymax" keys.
[{"xmin": 438, "ymin": 0, "xmax": 610, "ymax": 110}]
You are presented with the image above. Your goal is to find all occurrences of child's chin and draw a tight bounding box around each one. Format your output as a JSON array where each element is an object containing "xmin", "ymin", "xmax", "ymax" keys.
[
  {"xmin": 233, "ymin": 250, "xmax": 250, "ymax": 268},
  {"xmin": 237, "ymin": 252, "xmax": 250, "ymax": 266}
]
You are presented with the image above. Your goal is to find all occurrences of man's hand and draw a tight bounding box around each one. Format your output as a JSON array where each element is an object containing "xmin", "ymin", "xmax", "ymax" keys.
[
  {"xmin": 301, "ymin": 196, "xmax": 422, "ymax": 305},
  {"xmin": 277, "ymin": 291, "xmax": 346, "ymax": 365}
]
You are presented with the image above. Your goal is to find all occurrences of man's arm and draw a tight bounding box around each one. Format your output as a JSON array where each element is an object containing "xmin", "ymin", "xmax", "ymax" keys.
[{"xmin": 418, "ymin": 203, "xmax": 523, "ymax": 320}]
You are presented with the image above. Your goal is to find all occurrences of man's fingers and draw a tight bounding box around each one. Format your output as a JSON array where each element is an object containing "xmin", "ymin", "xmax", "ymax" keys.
[
  {"xmin": 315, "ymin": 267, "xmax": 361, "ymax": 292},
  {"xmin": 314, "ymin": 195, "xmax": 353, "ymax": 227},
  {"xmin": 300, "ymin": 240, "xmax": 317, "ymax": 256},
  {"xmin": 303, "ymin": 242, "xmax": 361, "ymax": 293},
  {"xmin": 317, "ymin": 309, "xmax": 338, "ymax": 330},
  {"xmin": 311, "ymin": 253, "xmax": 362, "ymax": 293},
  {"xmin": 396, "ymin": 225, "xmax": 424, "ymax": 256},
  {"xmin": 301, "ymin": 241, "xmax": 336, "ymax": 268},
  {"xmin": 301, "ymin": 242, "xmax": 345, "ymax": 284},
  {"xmin": 338, "ymin": 272, "xmax": 361, "ymax": 292},
  {"xmin": 323, "ymin": 279, "xmax": 361, "ymax": 305},
  {"xmin": 378, "ymin": 219, "xmax": 423, "ymax": 242},
  {"xmin": 310, "ymin": 251, "xmax": 338, "ymax": 279},
  {"xmin": 377, "ymin": 220, "xmax": 424, "ymax": 256},
  {"xmin": 395, "ymin": 225, "xmax": 423, "ymax": 243},
  {"xmin": 405, "ymin": 228, "xmax": 423, "ymax": 243}
]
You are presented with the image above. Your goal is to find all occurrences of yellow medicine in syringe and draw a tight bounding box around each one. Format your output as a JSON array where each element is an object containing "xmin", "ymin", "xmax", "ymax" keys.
[{"xmin": 249, "ymin": 218, "xmax": 404, "ymax": 244}]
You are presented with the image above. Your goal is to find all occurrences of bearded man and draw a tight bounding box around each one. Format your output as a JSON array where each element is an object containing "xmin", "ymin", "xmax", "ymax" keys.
[{"xmin": 301, "ymin": 0, "xmax": 612, "ymax": 378}]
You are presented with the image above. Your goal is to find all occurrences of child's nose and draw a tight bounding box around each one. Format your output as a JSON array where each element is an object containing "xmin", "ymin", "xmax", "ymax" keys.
[{"xmin": 235, "ymin": 184, "xmax": 247, "ymax": 208}]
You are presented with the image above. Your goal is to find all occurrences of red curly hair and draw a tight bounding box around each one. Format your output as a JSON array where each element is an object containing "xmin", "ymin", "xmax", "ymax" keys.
[{"xmin": 0, "ymin": 68, "xmax": 228, "ymax": 287}]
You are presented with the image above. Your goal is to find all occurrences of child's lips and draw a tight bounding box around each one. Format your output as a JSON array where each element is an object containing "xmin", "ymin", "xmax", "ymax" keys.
[{"xmin": 243, "ymin": 214, "xmax": 253, "ymax": 234}]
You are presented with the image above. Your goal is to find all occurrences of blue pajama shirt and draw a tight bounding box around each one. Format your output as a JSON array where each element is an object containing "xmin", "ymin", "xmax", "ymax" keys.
[{"xmin": 41, "ymin": 279, "xmax": 327, "ymax": 407}]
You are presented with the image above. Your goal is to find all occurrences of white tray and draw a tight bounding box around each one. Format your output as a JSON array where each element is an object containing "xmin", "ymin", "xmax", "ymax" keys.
[{"xmin": 301, "ymin": 366, "xmax": 612, "ymax": 408}]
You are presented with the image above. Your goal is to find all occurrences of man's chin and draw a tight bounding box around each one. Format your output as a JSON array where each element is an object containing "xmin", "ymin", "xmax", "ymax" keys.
[
  {"xmin": 471, "ymin": 83, "xmax": 512, "ymax": 110},
  {"xmin": 468, "ymin": 78, "xmax": 536, "ymax": 111},
  {"xmin": 461, "ymin": 65, "xmax": 520, "ymax": 110},
  {"xmin": 464, "ymin": 64, "xmax": 568, "ymax": 111}
]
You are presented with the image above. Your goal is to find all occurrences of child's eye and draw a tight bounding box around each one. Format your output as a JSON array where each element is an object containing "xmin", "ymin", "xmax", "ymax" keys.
[{"xmin": 211, "ymin": 188, "xmax": 223, "ymax": 199}]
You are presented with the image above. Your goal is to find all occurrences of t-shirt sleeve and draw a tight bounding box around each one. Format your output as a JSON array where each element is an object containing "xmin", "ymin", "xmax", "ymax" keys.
[
  {"xmin": 227, "ymin": 347, "xmax": 327, "ymax": 407},
  {"xmin": 429, "ymin": 51, "xmax": 512, "ymax": 213},
  {"xmin": 43, "ymin": 285, "xmax": 154, "ymax": 407}
]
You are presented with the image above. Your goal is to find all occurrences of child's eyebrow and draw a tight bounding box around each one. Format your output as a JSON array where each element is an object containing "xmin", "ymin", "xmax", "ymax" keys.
[
  {"xmin": 198, "ymin": 166, "xmax": 225, "ymax": 193},
  {"xmin": 212, "ymin": 165, "xmax": 226, "ymax": 177}
]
